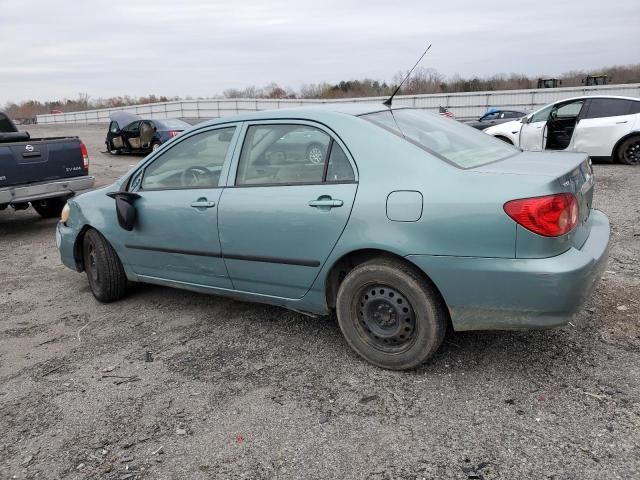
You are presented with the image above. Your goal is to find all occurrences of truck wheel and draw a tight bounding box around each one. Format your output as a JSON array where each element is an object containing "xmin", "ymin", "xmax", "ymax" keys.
[
  {"xmin": 336, "ymin": 257, "xmax": 447, "ymax": 370},
  {"xmin": 82, "ymin": 229, "xmax": 128, "ymax": 303},
  {"xmin": 32, "ymin": 197, "xmax": 66, "ymax": 218},
  {"xmin": 617, "ymin": 136, "xmax": 640, "ymax": 165}
]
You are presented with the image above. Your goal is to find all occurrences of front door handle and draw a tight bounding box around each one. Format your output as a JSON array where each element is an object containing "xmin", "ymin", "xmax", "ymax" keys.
[
  {"xmin": 190, "ymin": 199, "xmax": 216, "ymax": 208},
  {"xmin": 309, "ymin": 197, "xmax": 343, "ymax": 208},
  {"xmin": 616, "ymin": 120, "xmax": 628, "ymax": 124}
]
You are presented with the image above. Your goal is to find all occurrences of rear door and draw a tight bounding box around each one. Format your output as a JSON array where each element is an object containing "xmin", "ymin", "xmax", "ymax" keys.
[
  {"xmin": 122, "ymin": 124, "xmax": 240, "ymax": 288},
  {"xmin": 218, "ymin": 121, "xmax": 358, "ymax": 299},
  {"xmin": 573, "ymin": 98, "xmax": 636, "ymax": 157},
  {"xmin": 122, "ymin": 121, "xmax": 141, "ymax": 149},
  {"xmin": 519, "ymin": 104, "xmax": 553, "ymax": 151}
]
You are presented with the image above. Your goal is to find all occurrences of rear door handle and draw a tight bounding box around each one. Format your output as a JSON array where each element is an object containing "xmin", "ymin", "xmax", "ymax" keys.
[
  {"xmin": 616, "ymin": 120, "xmax": 628, "ymax": 124},
  {"xmin": 309, "ymin": 198, "xmax": 343, "ymax": 208},
  {"xmin": 190, "ymin": 199, "xmax": 216, "ymax": 208}
]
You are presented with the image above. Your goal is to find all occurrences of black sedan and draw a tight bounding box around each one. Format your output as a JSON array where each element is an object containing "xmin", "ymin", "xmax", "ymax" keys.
[
  {"xmin": 465, "ymin": 109, "xmax": 527, "ymax": 130},
  {"xmin": 105, "ymin": 111, "xmax": 190, "ymax": 155}
]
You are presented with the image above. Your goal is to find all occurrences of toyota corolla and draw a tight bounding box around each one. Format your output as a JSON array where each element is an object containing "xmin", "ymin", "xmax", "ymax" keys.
[{"xmin": 57, "ymin": 104, "xmax": 609, "ymax": 370}]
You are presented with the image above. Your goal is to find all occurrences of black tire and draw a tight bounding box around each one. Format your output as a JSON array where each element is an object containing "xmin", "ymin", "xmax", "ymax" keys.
[
  {"xmin": 616, "ymin": 136, "xmax": 640, "ymax": 165},
  {"xmin": 31, "ymin": 197, "xmax": 66, "ymax": 218},
  {"xmin": 306, "ymin": 143, "xmax": 325, "ymax": 164},
  {"xmin": 82, "ymin": 229, "xmax": 127, "ymax": 303},
  {"xmin": 106, "ymin": 139, "xmax": 120, "ymax": 155},
  {"xmin": 336, "ymin": 258, "xmax": 447, "ymax": 370}
]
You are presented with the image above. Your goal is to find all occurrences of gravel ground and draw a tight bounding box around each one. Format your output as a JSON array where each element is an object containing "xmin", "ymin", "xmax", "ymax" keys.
[{"xmin": 1, "ymin": 124, "xmax": 639, "ymax": 480}]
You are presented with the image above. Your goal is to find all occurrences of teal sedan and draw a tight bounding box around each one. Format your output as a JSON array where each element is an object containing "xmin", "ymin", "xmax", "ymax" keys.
[{"xmin": 56, "ymin": 104, "xmax": 610, "ymax": 370}]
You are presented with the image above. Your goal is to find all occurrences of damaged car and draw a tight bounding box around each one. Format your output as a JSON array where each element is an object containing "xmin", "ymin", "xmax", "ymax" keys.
[
  {"xmin": 105, "ymin": 111, "xmax": 190, "ymax": 155},
  {"xmin": 58, "ymin": 104, "xmax": 609, "ymax": 370}
]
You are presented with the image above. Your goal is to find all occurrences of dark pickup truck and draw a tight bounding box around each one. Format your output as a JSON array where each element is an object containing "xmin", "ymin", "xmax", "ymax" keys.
[{"xmin": 0, "ymin": 111, "xmax": 94, "ymax": 217}]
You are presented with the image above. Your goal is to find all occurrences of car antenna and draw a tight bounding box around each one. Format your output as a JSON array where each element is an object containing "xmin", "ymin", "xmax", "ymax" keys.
[{"xmin": 383, "ymin": 44, "xmax": 432, "ymax": 108}]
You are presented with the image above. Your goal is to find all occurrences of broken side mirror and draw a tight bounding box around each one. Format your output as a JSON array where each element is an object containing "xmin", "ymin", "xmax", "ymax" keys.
[{"xmin": 106, "ymin": 191, "xmax": 140, "ymax": 231}]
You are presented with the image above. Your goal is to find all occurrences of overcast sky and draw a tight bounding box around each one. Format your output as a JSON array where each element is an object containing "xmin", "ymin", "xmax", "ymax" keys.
[{"xmin": 1, "ymin": 0, "xmax": 639, "ymax": 104}]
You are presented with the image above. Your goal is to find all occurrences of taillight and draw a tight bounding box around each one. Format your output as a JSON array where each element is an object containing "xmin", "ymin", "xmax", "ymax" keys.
[
  {"xmin": 504, "ymin": 193, "xmax": 579, "ymax": 237},
  {"xmin": 80, "ymin": 143, "xmax": 89, "ymax": 170},
  {"xmin": 168, "ymin": 131, "xmax": 180, "ymax": 138}
]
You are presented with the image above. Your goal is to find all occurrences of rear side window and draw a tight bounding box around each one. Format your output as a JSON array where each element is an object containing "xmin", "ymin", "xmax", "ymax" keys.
[
  {"xmin": 237, "ymin": 124, "xmax": 334, "ymax": 185},
  {"xmin": 585, "ymin": 99, "xmax": 632, "ymax": 118},
  {"xmin": 362, "ymin": 109, "xmax": 516, "ymax": 169},
  {"xmin": 630, "ymin": 101, "xmax": 640, "ymax": 114}
]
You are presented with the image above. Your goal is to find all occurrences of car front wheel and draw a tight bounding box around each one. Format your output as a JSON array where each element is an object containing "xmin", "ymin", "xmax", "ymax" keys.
[
  {"xmin": 82, "ymin": 229, "xmax": 128, "ymax": 303},
  {"xmin": 336, "ymin": 258, "xmax": 447, "ymax": 370}
]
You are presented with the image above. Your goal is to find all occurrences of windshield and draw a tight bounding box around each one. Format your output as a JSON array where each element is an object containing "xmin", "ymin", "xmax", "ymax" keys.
[
  {"xmin": 156, "ymin": 119, "xmax": 190, "ymax": 130},
  {"xmin": 362, "ymin": 109, "xmax": 517, "ymax": 168}
]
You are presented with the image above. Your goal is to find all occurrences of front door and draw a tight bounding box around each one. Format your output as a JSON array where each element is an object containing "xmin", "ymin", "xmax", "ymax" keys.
[
  {"xmin": 219, "ymin": 122, "xmax": 358, "ymax": 299},
  {"xmin": 519, "ymin": 104, "xmax": 552, "ymax": 151},
  {"xmin": 123, "ymin": 125, "xmax": 240, "ymax": 288}
]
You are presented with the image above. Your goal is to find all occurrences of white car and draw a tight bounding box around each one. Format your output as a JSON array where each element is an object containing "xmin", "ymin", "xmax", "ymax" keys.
[{"xmin": 483, "ymin": 95, "xmax": 640, "ymax": 165}]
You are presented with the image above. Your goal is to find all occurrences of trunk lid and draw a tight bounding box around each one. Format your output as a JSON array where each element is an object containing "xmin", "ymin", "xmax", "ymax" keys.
[
  {"xmin": 0, "ymin": 137, "xmax": 87, "ymax": 189},
  {"xmin": 475, "ymin": 151, "xmax": 594, "ymax": 254}
]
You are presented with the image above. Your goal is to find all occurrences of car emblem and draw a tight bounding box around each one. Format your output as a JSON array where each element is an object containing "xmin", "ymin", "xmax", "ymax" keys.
[{"xmin": 25, "ymin": 144, "xmax": 34, "ymax": 152}]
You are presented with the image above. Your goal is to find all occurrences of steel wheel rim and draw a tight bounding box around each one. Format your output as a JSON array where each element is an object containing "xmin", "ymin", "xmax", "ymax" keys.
[
  {"xmin": 355, "ymin": 284, "xmax": 417, "ymax": 353},
  {"xmin": 623, "ymin": 141, "xmax": 640, "ymax": 164},
  {"xmin": 308, "ymin": 146, "xmax": 323, "ymax": 164},
  {"xmin": 152, "ymin": 143, "xmax": 160, "ymax": 151}
]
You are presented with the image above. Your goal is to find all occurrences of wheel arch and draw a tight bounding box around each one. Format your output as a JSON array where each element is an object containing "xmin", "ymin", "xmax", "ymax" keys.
[
  {"xmin": 494, "ymin": 135, "xmax": 514, "ymax": 145},
  {"xmin": 323, "ymin": 248, "xmax": 449, "ymax": 318},
  {"xmin": 611, "ymin": 131, "xmax": 640, "ymax": 161}
]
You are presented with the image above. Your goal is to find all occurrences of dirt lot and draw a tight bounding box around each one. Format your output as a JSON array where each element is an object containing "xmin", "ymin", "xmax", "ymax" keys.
[{"xmin": 1, "ymin": 123, "xmax": 639, "ymax": 479}]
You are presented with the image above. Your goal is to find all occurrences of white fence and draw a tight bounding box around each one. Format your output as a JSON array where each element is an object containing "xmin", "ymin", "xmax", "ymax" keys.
[{"xmin": 36, "ymin": 83, "xmax": 640, "ymax": 124}]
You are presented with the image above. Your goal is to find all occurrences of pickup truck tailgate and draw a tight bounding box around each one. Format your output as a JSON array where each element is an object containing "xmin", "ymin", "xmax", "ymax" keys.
[{"xmin": 0, "ymin": 137, "xmax": 88, "ymax": 188}]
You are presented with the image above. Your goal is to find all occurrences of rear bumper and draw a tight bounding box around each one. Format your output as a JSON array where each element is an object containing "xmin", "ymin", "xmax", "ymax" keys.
[
  {"xmin": 406, "ymin": 210, "xmax": 610, "ymax": 331},
  {"xmin": 0, "ymin": 176, "xmax": 95, "ymax": 205}
]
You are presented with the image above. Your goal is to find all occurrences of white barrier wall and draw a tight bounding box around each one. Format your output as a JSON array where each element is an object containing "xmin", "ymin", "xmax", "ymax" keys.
[{"xmin": 36, "ymin": 83, "xmax": 640, "ymax": 124}]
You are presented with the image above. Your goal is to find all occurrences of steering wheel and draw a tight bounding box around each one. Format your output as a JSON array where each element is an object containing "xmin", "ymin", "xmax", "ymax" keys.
[{"xmin": 180, "ymin": 166, "xmax": 211, "ymax": 186}]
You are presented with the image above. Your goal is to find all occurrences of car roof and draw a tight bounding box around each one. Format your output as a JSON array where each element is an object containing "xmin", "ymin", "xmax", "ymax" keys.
[
  {"xmin": 196, "ymin": 102, "xmax": 399, "ymax": 127},
  {"xmin": 553, "ymin": 95, "xmax": 640, "ymax": 103}
]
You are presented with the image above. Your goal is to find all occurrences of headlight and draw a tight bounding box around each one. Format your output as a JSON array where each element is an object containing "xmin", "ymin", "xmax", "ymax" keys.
[{"xmin": 60, "ymin": 203, "xmax": 70, "ymax": 224}]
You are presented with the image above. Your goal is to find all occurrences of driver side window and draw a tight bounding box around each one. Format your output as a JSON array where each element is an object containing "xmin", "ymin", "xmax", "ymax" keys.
[
  {"xmin": 530, "ymin": 105, "xmax": 553, "ymax": 123},
  {"xmin": 140, "ymin": 127, "xmax": 236, "ymax": 190}
]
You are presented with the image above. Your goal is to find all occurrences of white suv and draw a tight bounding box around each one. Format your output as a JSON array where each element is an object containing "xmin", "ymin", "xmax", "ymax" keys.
[{"xmin": 483, "ymin": 95, "xmax": 640, "ymax": 165}]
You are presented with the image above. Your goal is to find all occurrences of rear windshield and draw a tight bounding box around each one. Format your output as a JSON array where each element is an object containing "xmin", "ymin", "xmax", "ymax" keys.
[
  {"xmin": 362, "ymin": 109, "xmax": 517, "ymax": 168},
  {"xmin": 156, "ymin": 119, "xmax": 190, "ymax": 130}
]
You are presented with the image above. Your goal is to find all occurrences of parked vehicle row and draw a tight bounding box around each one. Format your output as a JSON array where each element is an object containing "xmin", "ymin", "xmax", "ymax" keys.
[
  {"xmin": 0, "ymin": 110, "xmax": 94, "ymax": 217},
  {"xmin": 57, "ymin": 104, "xmax": 609, "ymax": 370},
  {"xmin": 484, "ymin": 95, "xmax": 640, "ymax": 164}
]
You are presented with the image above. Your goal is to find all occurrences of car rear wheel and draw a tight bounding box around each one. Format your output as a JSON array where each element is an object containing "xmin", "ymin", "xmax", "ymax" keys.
[
  {"xmin": 82, "ymin": 229, "xmax": 128, "ymax": 303},
  {"xmin": 617, "ymin": 136, "xmax": 640, "ymax": 165},
  {"xmin": 306, "ymin": 143, "xmax": 325, "ymax": 164},
  {"xmin": 32, "ymin": 197, "xmax": 66, "ymax": 218},
  {"xmin": 336, "ymin": 258, "xmax": 447, "ymax": 370}
]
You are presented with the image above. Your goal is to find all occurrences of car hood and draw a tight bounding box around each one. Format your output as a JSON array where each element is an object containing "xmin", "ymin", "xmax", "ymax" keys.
[{"xmin": 483, "ymin": 119, "xmax": 521, "ymax": 134}]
